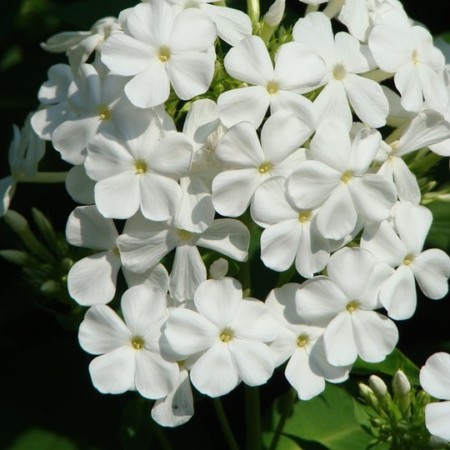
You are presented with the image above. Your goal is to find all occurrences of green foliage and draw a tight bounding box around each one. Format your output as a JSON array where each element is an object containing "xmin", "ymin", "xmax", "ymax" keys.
[{"xmin": 8, "ymin": 428, "xmax": 81, "ymax": 450}]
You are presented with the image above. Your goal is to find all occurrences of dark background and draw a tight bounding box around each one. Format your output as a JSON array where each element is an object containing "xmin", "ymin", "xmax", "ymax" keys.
[{"xmin": 1, "ymin": 1, "xmax": 450, "ymax": 449}]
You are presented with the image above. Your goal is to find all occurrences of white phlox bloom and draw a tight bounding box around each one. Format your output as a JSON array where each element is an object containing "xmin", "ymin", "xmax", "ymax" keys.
[
  {"xmin": 296, "ymin": 247, "xmax": 398, "ymax": 366},
  {"xmin": 286, "ymin": 120, "xmax": 397, "ymax": 240},
  {"xmin": 251, "ymin": 176, "xmax": 330, "ymax": 278},
  {"xmin": 361, "ymin": 201, "xmax": 450, "ymax": 320},
  {"xmin": 151, "ymin": 361, "xmax": 194, "ymax": 427},
  {"xmin": 85, "ymin": 124, "xmax": 193, "ymax": 220},
  {"xmin": 218, "ymin": 35, "xmax": 324, "ymax": 128},
  {"xmin": 168, "ymin": 0, "xmax": 251, "ymax": 46},
  {"xmin": 162, "ymin": 278, "xmax": 279, "ymax": 397},
  {"xmin": 265, "ymin": 284, "xmax": 350, "ymax": 400},
  {"xmin": 66, "ymin": 206, "xmax": 169, "ymax": 306},
  {"xmin": 212, "ymin": 112, "xmax": 309, "ymax": 217},
  {"xmin": 117, "ymin": 213, "xmax": 249, "ymax": 302},
  {"xmin": 368, "ymin": 8, "xmax": 448, "ymax": 113},
  {"xmin": 293, "ymin": 12, "xmax": 389, "ymax": 129},
  {"xmin": 41, "ymin": 17, "xmax": 121, "ymax": 70},
  {"xmin": 1, "ymin": 115, "xmax": 45, "ymax": 217},
  {"xmin": 377, "ymin": 110, "xmax": 450, "ymax": 204},
  {"xmin": 65, "ymin": 165, "xmax": 96, "ymax": 205},
  {"xmin": 101, "ymin": 0, "xmax": 217, "ymax": 108},
  {"xmin": 420, "ymin": 352, "xmax": 450, "ymax": 442},
  {"xmin": 338, "ymin": 0, "xmax": 404, "ymax": 42},
  {"xmin": 176, "ymin": 99, "xmax": 224, "ymax": 233},
  {"xmin": 78, "ymin": 285, "xmax": 179, "ymax": 399}
]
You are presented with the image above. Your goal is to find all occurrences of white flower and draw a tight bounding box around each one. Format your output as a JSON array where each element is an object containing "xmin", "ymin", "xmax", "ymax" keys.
[
  {"xmin": 217, "ymin": 35, "xmax": 323, "ymax": 128},
  {"xmin": 117, "ymin": 213, "xmax": 249, "ymax": 302},
  {"xmin": 212, "ymin": 112, "xmax": 308, "ymax": 217},
  {"xmin": 293, "ymin": 12, "xmax": 389, "ymax": 128},
  {"xmin": 251, "ymin": 176, "xmax": 330, "ymax": 278},
  {"xmin": 162, "ymin": 278, "xmax": 278, "ymax": 397},
  {"xmin": 287, "ymin": 120, "xmax": 397, "ymax": 240},
  {"xmin": 85, "ymin": 125, "xmax": 192, "ymax": 221},
  {"xmin": 369, "ymin": 8, "xmax": 448, "ymax": 113},
  {"xmin": 361, "ymin": 201, "xmax": 450, "ymax": 320},
  {"xmin": 101, "ymin": 0, "xmax": 217, "ymax": 108},
  {"xmin": 420, "ymin": 352, "xmax": 450, "ymax": 442},
  {"xmin": 296, "ymin": 247, "xmax": 397, "ymax": 366},
  {"xmin": 78, "ymin": 285, "xmax": 179, "ymax": 399},
  {"xmin": 266, "ymin": 284, "xmax": 350, "ymax": 400}
]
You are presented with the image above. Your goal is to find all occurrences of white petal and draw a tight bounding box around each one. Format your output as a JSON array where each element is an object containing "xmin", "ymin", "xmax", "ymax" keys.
[
  {"xmin": 68, "ymin": 251, "xmax": 121, "ymax": 306},
  {"xmin": 391, "ymin": 157, "xmax": 421, "ymax": 204},
  {"xmin": 89, "ymin": 347, "xmax": 135, "ymax": 394},
  {"xmin": 412, "ymin": 249, "xmax": 450, "ymax": 299},
  {"xmin": 352, "ymin": 311, "xmax": 398, "ymax": 363},
  {"xmin": 229, "ymin": 340, "xmax": 274, "ymax": 386},
  {"xmin": 65, "ymin": 165, "xmax": 95, "ymax": 205},
  {"xmin": 425, "ymin": 401, "xmax": 450, "ymax": 441},
  {"xmin": 421, "ymin": 352, "xmax": 450, "ymax": 400},
  {"xmin": 78, "ymin": 305, "xmax": 131, "ymax": 354},
  {"xmin": 324, "ymin": 313, "xmax": 358, "ymax": 366},
  {"xmin": 350, "ymin": 128, "xmax": 381, "ymax": 175},
  {"xmin": 135, "ymin": 350, "xmax": 178, "ymax": 399},
  {"xmin": 190, "ymin": 343, "xmax": 239, "ymax": 397},
  {"xmin": 169, "ymin": 245, "xmax": 207, "ymax": 302}
]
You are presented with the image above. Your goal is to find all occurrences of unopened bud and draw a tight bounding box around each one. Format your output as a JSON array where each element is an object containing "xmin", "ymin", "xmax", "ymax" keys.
[
  {"xmin": 392, "ymin": 370, "xmax": 411, "ymax": 397},
  {"xmin": 263, "ymin": 0, "xmax": 285, "ymax": 28},
  {"xmin": 40, "ymin": 280, "xmax": 60, "ymax": 295},
  {"xmin": 369, "ymin": 375, "xmax": 388, "ymax": 398},
  {"xmin": 4, "ymin": 210, "xmax": 28, "ymax": 233},
  {"xmin": 0, "ymin": 249, "xmax": 28, "ymax": 265},
  {"xmin": 209, "ymin": 258, "xmax": 228, "ymax": 279}
]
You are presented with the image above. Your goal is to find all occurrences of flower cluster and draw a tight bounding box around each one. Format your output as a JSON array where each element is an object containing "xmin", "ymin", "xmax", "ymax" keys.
[{"xmin": 3, "ymin": 0, "xmax": 450, "ymax": 440}]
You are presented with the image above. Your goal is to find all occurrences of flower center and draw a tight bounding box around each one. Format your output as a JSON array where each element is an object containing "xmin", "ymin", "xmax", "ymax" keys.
[
  {"xmin": 131, "ymin": 336, "xmax": 145, "ymax": 350},
  {"xmin": 333, "ymin": 64, "xmax": 346, "ymax": 80},
  {"xmin": 412, "ymin": 49, "xmax": 420, "ymax": 65},
  {"xmin": 340, "ymin": 170, "xmax": 353, "ymax": 184},
  {"xmin": 266, "ymin": 80, "xmax": 279, "ymax": 95},
  {"xmin": 403, "ymin": 254, "xmax": 415, "ymax": 266},
  {"xmin": 258, "ymin": 161, "xmax": 273, "ymax": 174},
  {"xmin": 297, "ymin": 334, "xmax": 309, "ymax": 348},
  {"xmin": 219, "ymin": 328, "xmax": 234, "ymax": 343},
  {"xmin": 97, "ymin": 104, "xmax": 111, "ymax": 121},
  {"xmin": 298, "ymin": 210, "xmax": 312, "ymax": 223},
  {"xmin": 346, "ymin": 300, "xmax": 360, "ymax": 313},
  {"xmin": 134, "ymin": 159, "xmax": 148, "ymax": 175},
  {"xmin": 158, "ymin": 46, "xmax": 171, "ymax": 63},
  {"xmin": 176, "ymin": 229, "xmax": 192, "ymax": 242}
]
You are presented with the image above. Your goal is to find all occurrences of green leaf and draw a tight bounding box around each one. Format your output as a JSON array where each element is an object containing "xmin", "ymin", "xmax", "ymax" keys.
[
  {"xmin": 267, "ymin": 383, "xmax": 373, "ymax": 450},
  {"xmin": 352, "ymin": 348, "xmax": 420, "ymax": 385},
  {"xmin": 426, "ymin": 200, "xmax": 450, "ymax": 252},
  {"xmin": 263, "ymin": 432, "xmax": 304, "ymax": 450},
  {"xmin": 9, "ymin": 428, "xmax": 79, "ymax": 450}
]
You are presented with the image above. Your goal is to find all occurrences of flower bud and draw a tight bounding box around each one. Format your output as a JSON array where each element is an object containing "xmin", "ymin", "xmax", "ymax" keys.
[
  {"xmin": 369, "ymin": 375, "xmax": 388, "ymax": 398},
  {"xmin": 392, "ymin": 370, "xmax": 411, "ymax": 397},
  {"xmin": 0, "ymin": 249, "xmax": 28, "ymax": 266},
  {"xmin": 209, "ymin": 258, "xmax": 228, "ymax": 279},
  {"xmin": 263, "ymin": 0, "xmax": 285, "ymax": 28},
  {"xmin": 4, "ymin": 210, "xmax": 28, "ymax": 233}
]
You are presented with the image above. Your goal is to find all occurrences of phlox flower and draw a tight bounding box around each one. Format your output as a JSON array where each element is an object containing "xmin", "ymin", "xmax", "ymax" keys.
[
  {"xmin": 361, "ymin": 201, "xmax": 450, "ymax": 320},
  {"xmin": 251, "ymin": 177, "xmax": 330, "ymax": 278},
  {"xmin": 85, "ymin": 123, "xmax": 193, "ymax": 221},
  {"xmin": 420, "ymin": 352, "xmax": 450, "ymax": 442},
  {"xmin": 101, "ymin": 0, "xmax": 216, "ymax": 108},
  {"xmin": 293, "ymin": 12, "xmax": 389, "ymax": 128},
  {"xmin": 117, "ymin": 213, "xmax": 249, "ymax": 302},
  {"xmin": 265, "ymin": 284, "xmax": 350, "ymax": 400},
  {"xmin": 296, "ymin": 247, "xmax": 397, "ymax": 366},
  {"xmin": 217, "ymin": 35, "xmax": 323, "ymax": 128},
  {"xmin": 369, "ymin": 8, "xmax": 448, "ymax": 113},
  {"xmin": 78, "ymin": 285, "xmax": 179, "ymax": 399},
  {"xmin": 286, "ymin": 120, "xmax": 397, "ymax": 240},
  {"xmin": 212, "ymin": 112, "xmax": 308, "ymax": 218},
  {"xmin": 162, "ymin": 278, "xmax": 279, "ymax": 397}
]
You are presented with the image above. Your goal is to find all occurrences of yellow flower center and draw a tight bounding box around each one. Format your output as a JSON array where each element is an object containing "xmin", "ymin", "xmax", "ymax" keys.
[
  {"xmin": 258, "ymin": 161, "xmax": 273, "ymax": 174},
  {"xmin": 297, "ymin": 334, "xmax": 309, "ymax": 348},
  {"xmin": 219, "ymin": 328, "xmax": 234, "ymax": 343},
  {"xmin": 131, "ymin": 336, "xmax": 145, "ymax": 350},
  {"xmin": 412, "ymin": 49, "xmax": 420, "ymax": 65},
  {"xmin": 333, "ymin": 64, "xmax": 346, "ymax": 80},
  {"xmin": 176, "ymin": 229, "xmax": 192, "ymax": 242},
  {"xmin": 340, "ymin": 170, "xmax": 353, "ymax": 184},
  {"xmin": 158, "ymin": 46, "xmax": 171, "ymax": 63},
  {"xmin": 298, "ymin": 211, "xmax": 312, "ymax": 223},
  {"xmin": 134, "ymin": 159, "xmax": 148, "ymax": 175},
  {"xmin": 266, "ymin": 80, "xmax": 279, "ymax": 95},
  {"xmin": 403, "ymin": 254, "xmax": 414, "ymax": 266},
  {"xmin": 346, "ymin": 300, "xmax": 360, "ymax": 313},
  {"xmin": 97, "ymin": 104, "xmax": 111, "ymax": 121}
]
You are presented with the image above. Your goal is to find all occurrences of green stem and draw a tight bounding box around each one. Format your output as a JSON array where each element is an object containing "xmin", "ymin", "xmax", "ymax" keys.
[
  {"xmin": 247, "ymin": 0, "xmax": 260, "ymax": 27},
  {"xmin": 213, "ymin": 397, "xmax": 241, "ymax": 450},
  {"xmin": 18, "ymin": 171, "xmax": 67, "ymax": 183},
  {"xmin": 268, "ymin": 388, "xmax": 297, "ymax": 450},
  {"xmin": 245, "ymin": 386, "xmax": 261, "ymax": 450}
]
